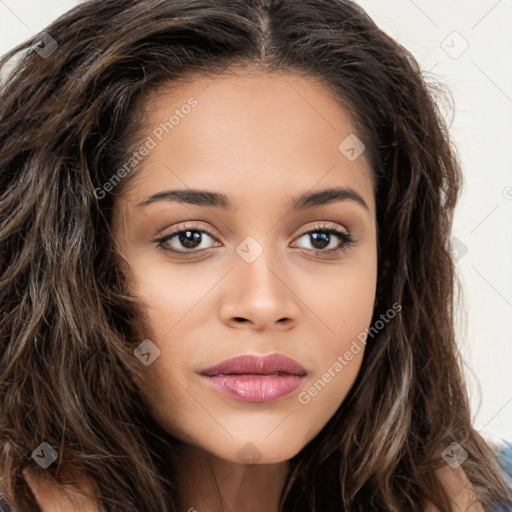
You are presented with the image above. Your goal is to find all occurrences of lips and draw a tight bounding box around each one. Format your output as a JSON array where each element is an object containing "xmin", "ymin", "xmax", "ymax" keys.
[
  {"xmin": 200, "ymin": 353, "xmax": 308, "ymax": 402},
  {"xmin": 200, "ymin": 353, "xmax": 307, "ymax": 377}
]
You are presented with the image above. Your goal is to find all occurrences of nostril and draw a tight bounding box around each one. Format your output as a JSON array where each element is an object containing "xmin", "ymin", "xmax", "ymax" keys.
[{"xmin": 234, "ymin": 317, "xmax": 248, "ymax": 323}]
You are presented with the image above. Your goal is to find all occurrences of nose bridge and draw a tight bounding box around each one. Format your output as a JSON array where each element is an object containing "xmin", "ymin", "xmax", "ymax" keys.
[
  {"xmin": 221, "ymin": 232, "xmax": 300, "ymax": 328},
  {"xmin": 235, "ymin": 234, "xmax": 286, "ymax": 303}
]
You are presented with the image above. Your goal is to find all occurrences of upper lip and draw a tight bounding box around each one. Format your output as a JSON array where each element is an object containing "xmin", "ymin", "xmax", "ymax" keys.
[{"xmin": 200, "ymin": 353, "xmax": 307, "ymax": 377}]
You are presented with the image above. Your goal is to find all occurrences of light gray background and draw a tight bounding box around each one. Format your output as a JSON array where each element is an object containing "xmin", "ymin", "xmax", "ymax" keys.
[{"xmin": 1, "ymin": 0, "xmax": 511, "ymax": 443}]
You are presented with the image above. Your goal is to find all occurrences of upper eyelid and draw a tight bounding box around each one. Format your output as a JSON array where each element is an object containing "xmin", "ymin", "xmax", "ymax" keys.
[
  {"xmin": 157, "ymin": 222, "xmax": 349, "ymax": 240},
  {"xmin": 159, "ymin": 222, "xmax": 217, "ymax": 239}
]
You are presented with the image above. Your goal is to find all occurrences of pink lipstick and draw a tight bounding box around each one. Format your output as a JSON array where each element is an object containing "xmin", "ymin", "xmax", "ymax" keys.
[{"xmin": 200, "ymin": 353, "xmax": 307, "ymax": 402}]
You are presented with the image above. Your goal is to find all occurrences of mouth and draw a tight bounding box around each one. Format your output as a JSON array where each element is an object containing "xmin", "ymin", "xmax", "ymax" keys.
[{"xmin": 200, "ymin": 353, "xmax": 308, "ymax": 402}]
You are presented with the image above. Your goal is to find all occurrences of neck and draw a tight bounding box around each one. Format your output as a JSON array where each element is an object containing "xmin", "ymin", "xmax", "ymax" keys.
[{"xmin": 175, "ymin": 443, "xmax": 290, "ymax": 512}]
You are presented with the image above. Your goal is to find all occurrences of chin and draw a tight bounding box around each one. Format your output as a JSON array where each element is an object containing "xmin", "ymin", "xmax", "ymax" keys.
[{"xmin": 204, "ymin": 435, "xmax": 306, "ymax": 466}]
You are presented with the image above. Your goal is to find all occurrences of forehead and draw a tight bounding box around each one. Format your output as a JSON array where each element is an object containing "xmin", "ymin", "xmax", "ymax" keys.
[
  {"xmin": 141, "ymin": 70, "xmax": 360, "ymax": 146},
  {"xmin": 116, "ymin": 70, "xmax": 375, "ymax": 216}
]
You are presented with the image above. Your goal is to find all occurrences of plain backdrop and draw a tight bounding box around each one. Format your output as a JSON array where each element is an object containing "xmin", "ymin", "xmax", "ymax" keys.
[{"xmin": 1, "ymin": 0, "xmax": 511, "ymax": 443}]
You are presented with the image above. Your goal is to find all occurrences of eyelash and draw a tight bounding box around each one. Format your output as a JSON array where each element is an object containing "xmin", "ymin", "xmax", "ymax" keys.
[{"xmin": 152, "ymin": 222, "xmax": 356, "ymax": 257}]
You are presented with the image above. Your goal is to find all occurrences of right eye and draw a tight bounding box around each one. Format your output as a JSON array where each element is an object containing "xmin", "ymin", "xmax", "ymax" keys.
[{"xmin": 153, "ymin": 223, "xmax": 221, "ymax": 254}]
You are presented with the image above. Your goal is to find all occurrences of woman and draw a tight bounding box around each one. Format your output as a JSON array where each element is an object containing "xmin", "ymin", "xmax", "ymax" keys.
[{"xmin": 0, "ymin": 0, "xmax": 511, "ymax": 510}]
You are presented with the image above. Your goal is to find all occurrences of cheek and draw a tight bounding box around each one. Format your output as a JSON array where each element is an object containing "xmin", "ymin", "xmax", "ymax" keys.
[
  {"xmin": 291, "ymin": 251, "xmax": 376, "ymax": 416},
  {"xmin": 126, "ymin": 250, "xmax": 217, "ymax": 342},
  {"xmin": 296, "ymin": 275, "xmax": 375, "ymax": 419},
  {"xmin": 326, "ymin": 268, "xmax": 376, "ymax": 356},
  {"xmin": 298, "ymin": 248, "xmax": 377, "ymax": 349}
]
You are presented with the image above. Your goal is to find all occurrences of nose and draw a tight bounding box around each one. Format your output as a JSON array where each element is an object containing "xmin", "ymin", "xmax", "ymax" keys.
[{"xmin": 219, "ymin": 249, "xmax": 301, "ymax": 332}]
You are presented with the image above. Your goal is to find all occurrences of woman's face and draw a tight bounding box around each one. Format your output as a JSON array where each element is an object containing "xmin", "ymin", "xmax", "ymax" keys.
[{"xmin": 113, "ymin": 70, "xmax": 377, "ymax": 464}]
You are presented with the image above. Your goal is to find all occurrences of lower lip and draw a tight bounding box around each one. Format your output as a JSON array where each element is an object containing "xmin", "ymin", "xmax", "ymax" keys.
[{"xmin": 202, "ymin": 374, "xmax": 305, "ymax": 402}]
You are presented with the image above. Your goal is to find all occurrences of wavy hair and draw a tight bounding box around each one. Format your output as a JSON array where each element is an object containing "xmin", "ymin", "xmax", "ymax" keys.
[{"xmin": 1, "ymin": 0, "xmax": 510, "ymax": 510}]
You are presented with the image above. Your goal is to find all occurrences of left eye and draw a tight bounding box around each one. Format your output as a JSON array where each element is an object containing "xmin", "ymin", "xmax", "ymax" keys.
[{"xmin": 293, "ymin": 228, "xmax": 353, "ymax": 253}]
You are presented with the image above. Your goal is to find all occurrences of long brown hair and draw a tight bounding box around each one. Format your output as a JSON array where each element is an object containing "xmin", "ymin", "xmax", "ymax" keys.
[{"xmin": 1, "ymin": 0, "xmax": 510, "ymax": 510}]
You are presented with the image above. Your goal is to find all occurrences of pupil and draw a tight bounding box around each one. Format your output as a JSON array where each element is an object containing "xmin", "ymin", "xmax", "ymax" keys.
[
  {"xmin": 179, "ymin": 230, "xmax": 201, "ymax": 249},
  {"xmin": 311, "ymin": 232, "xmax": 329, "ymax": 249}
]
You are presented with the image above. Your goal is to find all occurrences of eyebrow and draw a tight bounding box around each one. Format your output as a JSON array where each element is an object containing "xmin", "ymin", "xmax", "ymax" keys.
[{"xmin": 136, "ymin": 186, "xmax": 369, "ymax": 212}]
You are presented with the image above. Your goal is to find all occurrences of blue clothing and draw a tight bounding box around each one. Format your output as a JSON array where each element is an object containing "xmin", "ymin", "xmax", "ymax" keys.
[
  {"xmin": 1, "ymin": 440, "xmax": 512, "ymax": 511},
  {"xmin": 490, "ymin": 439, "xmax": 512, "ymax": 511}
]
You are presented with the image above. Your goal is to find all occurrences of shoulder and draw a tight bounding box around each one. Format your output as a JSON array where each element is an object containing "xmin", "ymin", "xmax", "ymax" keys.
[
  {"xmin": 426, "ymin": 440, "xmax": 512, "ymax": 512},
  {"xmin": 21, "ymin": 466, "xmax": 100, "ymax": 512},
  {"xmin": 425, "ymin": 463, "xmax": 483, "ymax": 512}
]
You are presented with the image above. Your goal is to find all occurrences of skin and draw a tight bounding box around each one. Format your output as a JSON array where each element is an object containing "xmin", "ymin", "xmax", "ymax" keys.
[
  {"xmin": 22, "ymin": 466, "xmax": 99, "ymax": 511},
  {"xmin": 21, "ymin": 70, "xmax": 483, "ymax": 511},
  {"xmin": 113, "ymin": 69, "xmax": 378, "ymax": 511}
]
